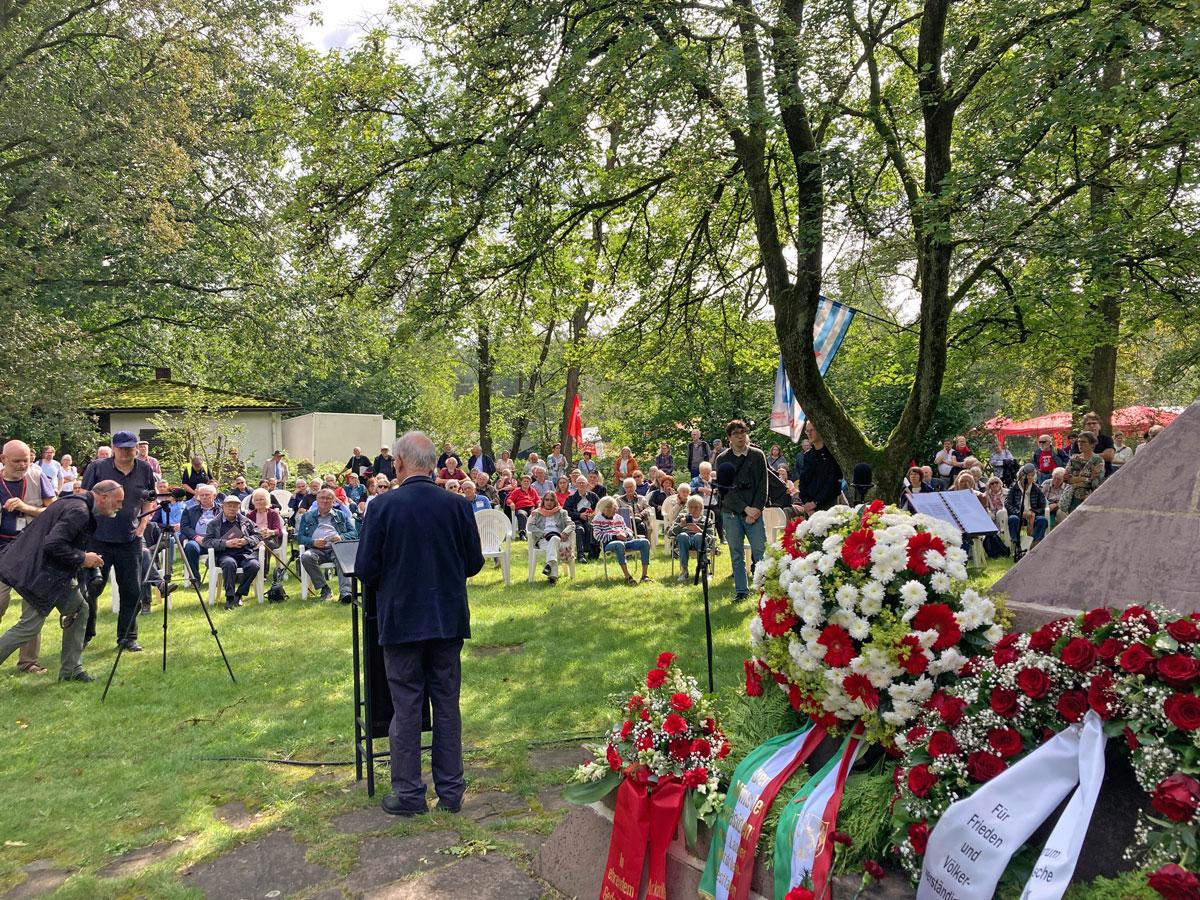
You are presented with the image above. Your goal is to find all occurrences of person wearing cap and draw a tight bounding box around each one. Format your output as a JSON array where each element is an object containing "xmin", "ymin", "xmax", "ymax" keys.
[
  {"xmin": 135, "ymin": 440, "xmax": 161, "ymax": 476},
  {"xmin": 202, "ymin": 494, "xmax": 261, "ymax": 609},
  {"xmin": 261, "ymin": 449, "xmax": 289, "ymax": 486},
  {"xmin": 1004, "ymin": 463, "xmax": 1047, "ymax": 562},
  {"xmin": 373, "ymin": 446, "xmax": 396, "ymax": 481},
  {"xmin": 81, "ymin": 430, "xmax": 158, "ymax": 650}
]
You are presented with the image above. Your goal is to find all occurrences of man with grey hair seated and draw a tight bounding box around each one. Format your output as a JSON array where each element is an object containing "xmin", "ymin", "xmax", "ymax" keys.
[{"xmin": 297, "ymin": 487, "xmax": 358, "ymax": 602}]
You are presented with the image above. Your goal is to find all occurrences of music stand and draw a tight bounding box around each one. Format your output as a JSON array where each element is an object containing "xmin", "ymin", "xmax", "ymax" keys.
[{"xmin": 335, "ymin": 541, "xmax": 432, "ymax": 797}]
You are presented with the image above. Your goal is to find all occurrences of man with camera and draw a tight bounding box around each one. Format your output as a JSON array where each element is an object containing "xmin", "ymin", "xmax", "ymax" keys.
[
  {"xmin": 715, "ymin": 419, "xmax": 768, "ymax": 603},
  {"xmin": 81, "ymin": 431, "xmax": 158, "ymax": 651},
  {"xmin": 0, "ymin": 481, "xmax": 125, "ymax": 682}
]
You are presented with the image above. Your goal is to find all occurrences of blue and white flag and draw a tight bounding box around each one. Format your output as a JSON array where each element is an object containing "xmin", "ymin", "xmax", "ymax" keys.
[{"xmin": 771, "ymin": 297, "xmax": 855, "ymax": 441}]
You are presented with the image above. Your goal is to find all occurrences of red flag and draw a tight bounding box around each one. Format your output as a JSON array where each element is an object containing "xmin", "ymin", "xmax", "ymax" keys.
[{"xmin": 567, "ymin": 393, "xmax": 583, "ymax": 445}]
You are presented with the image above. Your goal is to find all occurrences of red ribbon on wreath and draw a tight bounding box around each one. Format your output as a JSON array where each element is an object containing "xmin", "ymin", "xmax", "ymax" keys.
[{"xmin": 598, "ymin": 767, "xmax": 689, "ymax": 900}]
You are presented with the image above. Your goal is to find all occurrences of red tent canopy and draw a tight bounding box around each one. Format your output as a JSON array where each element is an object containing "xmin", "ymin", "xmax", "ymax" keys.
[
  {"xmin": 1111, "ymin": 405, "xmax": 1179, "ymax": 434},
  {"xmin": 986, "ymin": 406, "xmax": 1179, "ymax": 448}
]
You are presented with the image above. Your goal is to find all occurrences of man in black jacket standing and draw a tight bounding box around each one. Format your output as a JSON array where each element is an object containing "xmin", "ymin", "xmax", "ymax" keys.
[
  {"xmin": 797, "ymin": 421, "xmax": 843, "ymax": 513},
  {"xmin": 0, "ymin": 483, "xmax": 124, "ymax": 682},
  {"xmin": 715, "ymin": 419, "xmax": 769, "ymax": 603},
  {"xmin": 356, "ymin": 432, "xmax": 484, "ymax": 817}
]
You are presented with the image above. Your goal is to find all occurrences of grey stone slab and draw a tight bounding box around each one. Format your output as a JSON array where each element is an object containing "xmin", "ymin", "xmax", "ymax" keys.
[
  {"xmin": 504, "ymin": 831, "xmax": 550, "ymax": 857},
  {"xmin": 344, "ymin": 832, "xmax": 458, "ymax": 892},
  {"xmin": 527, "ymin": 744, "xmax": 588, "ymax": 771},
  {"xmin": 98, "ymin": 837, "xmax": 198, "ymax": 879},
  {"xmin": 179, "ymin": 829, "xmax": 334, "ymax": 899},
  {"xmin": 1, "ymin": 860, "xmax": 71, "ymax": 900},
  {"xmin": 534, "ymin": 806, "xmax": 607, "ymax": 900},
  {"xmin": 537, "ymin": 785, "xmax": 570, "ymax": 813},
  {"xmin": 459, "ymin": 790, "xmax": 532, "ymax": 824},
  {"xmin": 213, "ymin": 800, "xmax": 263, "ymax": 830},
  {"xmin": 362, "ymin": 855, "xmax": 542, "ymax": 900},
  {"xmin": 331, "ymin": 806, "xmax": 406, "ymax": 835}
]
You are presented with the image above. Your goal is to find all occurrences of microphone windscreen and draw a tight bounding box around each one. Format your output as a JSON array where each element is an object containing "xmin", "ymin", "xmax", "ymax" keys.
[
  {"xmin": 716, "ymin": 462, "xmax": 738, "ymax": 488},
  {"xmin": 852, "ymin": 462, "xmax": 873, "ymax": 488}
]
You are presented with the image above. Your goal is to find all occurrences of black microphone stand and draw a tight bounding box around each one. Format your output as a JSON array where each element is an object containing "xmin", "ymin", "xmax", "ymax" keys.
[{"xmin": 692, "ymin": 482, "xmax": 718, "ymax": 693}]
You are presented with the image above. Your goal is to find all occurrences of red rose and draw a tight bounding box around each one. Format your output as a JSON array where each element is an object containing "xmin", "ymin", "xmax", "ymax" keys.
[
  {"xmin": 1096, "ymin": 638, "xmax": 1122, "ymax": 662},
  {"xmin": 744, "ymin": 659, "xmax": 764, "ymax": 697},
  {"xmin": 620, "ymin": 720, "xmax": 634, "ymax": 741},
  {"xmin": 627, "ymin": 693, "xmax": 644, "ymax": 710},
  {"xmin": 987, "ymin": 727, "xmax": 1024, "ymax": 758},
  {"xmin": 606, "ymin": 744, "xmax": 622, "ymax": 771},
  {"xmin": 1150, "ymin": 773, "xmax": 1200, "ymax": 823},
  {"xmin": 1088, "ymin": 671, "xmax": 1117, "ymax": 719},
  {"xmin": 702, "ymin": 717, "xmax": 716, "ymax": 734},
  {"xmin": 1147, "ymin": 863, "xmax": 1200, "ymax": 900},
  {"xmin": 841, "ymin": 528, "xmax": 876, "ymax": 570},
  {"xmin": 662, "ymin": 713, "xmax": 688, "ymax": 735},
  {"xmin": 785, "ymin": 888, "xmax": 816, "ymax": 900},
  {"xmin": 897, "ymin": 635, "xmax": 928, "ymax": 675},
  {"xmin": 843, "ymin": 673, "xmax": 880, "ymax": 710},
  {"xmin": 1029, "ymin": 621, "xmax": 1064, "ymax": 653},
  {"xmin": 928, "ymin": 731, "xmax": 959, "ymax": 757},
  {"xmin": 670, "ymin": 692, "xmax": 694, "ymax": 712},
  {"xmin": 830, "ymin": 831, "xmax": 852, "ymax": 846},
  {"xmin": 929, "ymin": 691, "xmax": 968, "ymax": 727},
  {"xmin": 1081, "ymin": 608, "xmax": 1113, "ymax": 633},
  {"xmin": 656, "ymin": 651, "xmax": 677, "ymax": 669},
  {"xmin": 906, "ymin": 725, "xmax": 929, "ymax": 745},
  {"xmin": 1056, "ymin": 689, "xmax": 1088, "ymax": 723},
  {"xmin": 647, "ymin": 668, "xmax": 668, "ymax": 689},
  {"xmin": 864, "ymin": 860, "xmax": 885, "ymax": 880},
  {"xmin": 818, "ymin": 624, "xmax": 856, "ymax": 668},
  {"xmin": 1158, "ymin": 654, "xmax": 1200, "ymax": 689},
  {"xmin": 1060, "ymin": 637, "xmax": 1098, "ymax": 672},
  {"xmin": 912, "ymin": 603, "xmax": 962, "ymax": 652},
  {"xmin": 639, "ymin": 707, "xmax": 651, "ymax": 722},
  {"xmin": 960, "ymin": 655, "xmax": 984, "ymax": 676},
  {"xmin": 717, "ymin": 740, "xmax": 731, "ymax": 759},
  {"xmin": 636, "ymin": 731, "xmax": 653, "ymax": 750},
  {"xmin": 906, "ymin": 532, "xmax": 946, "ymax": 575},
  {"xmin": 967, "ymin": 751, "xmax": 1008, "ymax": 782},
  {"xmin": 1165, "ymin": 693, "xmax": 1200, "ymax": 731},
  {"xmin": 691, "ymin": 738, "xmax": 712, "ymax": 759},
  {"xmin": 1123, "ymin": 726, "xmax": 1139, "ymax": 750},
  {"xmin": 669, "ymin": 737, "xmax": 693, "ymax": 761},
  {"xmin": 1017, "ymin": 667, "xmax": 1052, "ymax": 699},
  {"xmin": 907, "ymin": 763, "xmax": 938, "ymax": 797},
  {"xmin": 990, "ymin": 686, "xmax": 1020, "ymax": 719},
  {"xmin": 908, "ymin": 821, "xmax": 929, "ymax": 855},
  {"xmin": 993, "ymin": 644, "xmax": 1020, "ymax": 667},
  {"xmin": 1167, "ymin": 618, "xmax": 1200, "ymax": 644},
  {"xmin": 1121, "ymin": 604, "xmax": 1159, "ymax": 632},
  {"xmin": 681, "ymin": 767, "xmax": 708, "ymax": 789},
  {"xmin": 1119, "ymin": 643, "xmax": 1155, "ymax": 675},
  {"xmin": 760, "ymin": 596, "xmax": 798, "ymax": 637}
]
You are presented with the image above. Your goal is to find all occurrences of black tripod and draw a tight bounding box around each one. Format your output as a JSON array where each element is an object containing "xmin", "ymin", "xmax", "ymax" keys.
[
  {"xmin": 101, "ymin": 507, "xmax": 236, "ymax": 702},
  {"xmin": 691, "ymin": 491, "xmax": 719, "ymax": 693}
]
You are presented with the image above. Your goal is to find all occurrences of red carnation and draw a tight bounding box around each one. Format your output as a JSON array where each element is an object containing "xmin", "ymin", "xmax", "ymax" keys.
[
  {"xmin": 897, "ymin": 635, "xmax": 928, "ymax": 675},
  {"xmin": 842, "ymin": 673, "xmax": 880, "ymax": 710},
  {"xmin": 929, "ymin": 690, "xmax": 967, "ymax": 727},
  {"xmin": 1167, "ymin": 618, "xmax": 1200, "ymax": 644},
  {"xmin": 907, "ymin": 764, "xmax": 938, "ymax": 797},
  {"xmin": 1151, "ymin": 773, "xmax": 1200, "ymax": 823},
  {"xmin": 928, "ymin": 731, "xmax": 959, "ymax": 757},
  {"xmin": 1123, "ymin": 726, "xmax": 1140, "ymax": 751},
  {"xmin": 1119, "ymin": 643, "xmax": 1156, "ymax": 675},
  {"xmin": 702, "ymin": 717, "xmax": 716, "ymax": 734},
  {"xmin": 663, "ymin": 713, "xmax": 688, "ymax": 735},
  {"xmin": 744, "ymin": 659, "xmax": 764, "ymax": 697},
  {"xmin": 1147, "ymin": 863, "xmax": 1200, "ymax": 900},
  {"xmin": 1056, "ymin": 689, "xmax": 1088, "ymax": 723},
  {"xmin": 1158, "ymin": 654, "xmax": 1200, "ymax": 689},
  {"xmin": 1120, "ymin": 604, "xmax": 1158, "ymax": 632},
  {"xmin": 830, "ymin": 831, "xmax": 853, "ymax": 846},
  {"xmin": 760, "ymin": 596, "xmax": 798, "ymax": 637},
  {"xmin": 606, "ymin": 744, "xmax": 622, "ymax": 771},
  {"xmin": 861, "ymin": 499, "xmax": 885, "ymax": 523},
  {"xmin": 620, "ymin": 720, "xmax": 634, "ymax": 741},
  {"xmin": 639, "ymin": 707, "xmax": 651, "ymax": 722},
  {"xmin": 657, "ymin": 651, "xmax": 677, "ymax": 669},
  {"xmin": 841, "ymin": 528, "xmax": 876, "ymax": 570},
  {"xmin": 908, "ymin": 821, "xmax": 929, "ymax": 855},
  {"xmin": 669, "ymin": 737, "xmax": 693, "ymax": 761},
  {"xmin": 670, "ymin": 692, "xmax": 694, "ymax": 712},
  {"xmin": 681, "ymin": 767, "xmax": 708, "ymax": 789},
  {"xmin": 967, "ymin": 751, "xmax": 1008, "ymax": 782},
  {"xmin": 647, "ymin": 668, "xmax": 668, "ymax": 689},
  {"xmin": 784, "ymin": 888, "xmax": 816, "ymax": 900},
  {"xmin": 1164, "ymin": 692, "xmax": 1200, "ymax": 731},
  {"xmin": 818, "ymin": 624, "xmax": 856, "ymax": 668},
  {"xmin": 906, "ymin": 725, "xmax": 929, "ymax": 745},
  {"xmin": 988, "ymin": 727, "xmax": 1024, "ymax": 758},
  {"xmin": 1096, "ymin": 638, "xmax": 1122, "ymax": 662},
  {"xmin": 906, "ymin": 532, "xmax": 946, "ymax": 575},
  {"xmin": 1060, "ymin": 637, "xmax": 1098, "ymax": 672},
  {"xmin": 912, "ymin": 603, "xmax": 962, "ymax": 652},
  {"xmin": 1080, "ymin": 607, "xmax": 1113, "ymax": 633},
  {"xmin": 781, "ymin": 518, "xmax": 806, "ymax": 559},
  {"xmin": 1016, "ymin": 667, "xmax": 1051, "ymax": 699},
  {"xmin": 990, "ymin": 686, "xmax": 1020, "ymax": 719},
  {"xmin": 864, "ymin": 860, "xmax": 885, "ymax": 880},
  {"xmin": 1088, "ymin": 671, "xmax": 1117, "ymax": 719},
  {"xmin": 635, "ymin": 731, "xmax": 654, "ymax": 751},
  {"xmin": 627, "ymin": 693, "xmax": 643, "ymax": 710},
  {"xmin": 691, "ymin": 738, "xmax": 712, "ymax": 759}
]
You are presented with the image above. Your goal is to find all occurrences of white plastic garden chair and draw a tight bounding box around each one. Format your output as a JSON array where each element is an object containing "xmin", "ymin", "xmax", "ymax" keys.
[
  {"xmin": 762, "ymin": 506, "xmax": 788, "ymax": 546},
  {"xmin": 206, "ymin": 543, "xmax": 266, "ymax": 605},
  {"xmin": 527, "ymin": 527, "xmax": 575, "ymax": 583},
  {"xmin": 475, "ymin": 508, "xmax": 513, "ymax": 586}
]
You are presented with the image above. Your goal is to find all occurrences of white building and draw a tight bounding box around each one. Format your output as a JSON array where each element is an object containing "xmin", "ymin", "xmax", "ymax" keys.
[{"xmin": 282, "ymin": 412, "xmax": 397, "ymax": 466}]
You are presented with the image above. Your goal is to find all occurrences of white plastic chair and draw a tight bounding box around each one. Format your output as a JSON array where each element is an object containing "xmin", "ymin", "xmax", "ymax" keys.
[
  {"xmin": 659, "ymin": 497, "xmax": 681, "ymax": 551},
  {"xmin": 299, "ymin": 549, "xmax": 339, "ymax": 600},
  {"xmin": 763, "ymin": 507, "xmax": 788, "ymax": 546},
  {"xmin": 643, "ymin": 507, "xmax": 659, "ymax": 550},
  {"xmin": 271, "ymin": 489, "xmax": 294, "ymax": 511},
  {"xmin": 475, "ymin": 509, "xmax": 513, "ymax": 585},
  {"xmin": 206, "ymin": 543, "xmax": 265, "ymax": 605},
  {"xmin": 527, "ymin": 527, "xmax": 576, "ymax": 582}
]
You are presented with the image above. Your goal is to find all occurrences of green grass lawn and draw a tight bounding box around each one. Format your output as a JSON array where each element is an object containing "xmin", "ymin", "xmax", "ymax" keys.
[{"xmin": 0, "ymin": 540, "xmax": 1012, "ymax": 896}]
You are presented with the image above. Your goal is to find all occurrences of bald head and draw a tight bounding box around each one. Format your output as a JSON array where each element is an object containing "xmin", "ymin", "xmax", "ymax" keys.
[
  {"xmin": 90, "ymin": 480, "xmax": 124, "ymax": 517},
  {"xmin": 1, "ymin": 440, "xmax": 32, "ymax": 479}
]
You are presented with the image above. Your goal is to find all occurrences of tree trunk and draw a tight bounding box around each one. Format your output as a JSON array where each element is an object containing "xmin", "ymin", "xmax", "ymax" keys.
[
  {"xmin": 509, "ymin": 323, "xmax": 556, "ymax": 458},
  {"xmin": 476, "ymin": 324, "xmax": 494, "ymax": 457}
]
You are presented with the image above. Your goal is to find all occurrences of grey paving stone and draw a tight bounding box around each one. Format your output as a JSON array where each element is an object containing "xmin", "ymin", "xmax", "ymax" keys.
[
  {"xmin": 458, "ymin": 790, "xmax": 532, "ymax": 824},
  {"xmin": 343, "ymin": 831, "xmax": 458, "ymax": 892},
  {"xmin": 331, "ymin": 805, "xmax": 403, "ymax": 835},
  {"xmin": 527, "ymin": 744, "xmax": 588, "ymax": 771},
  {"xmin": 179, "ymin": 829, "xmax": 334, "ymax": 899},
  {"xmin": 536, "ymin": 785, "xmax": 570, "ymax": 813},
  {"xmin": 1, "ymin": 860, "xmax": 71, "ymax": 900},
  {"xmin": 362, "ymin": 855, "xmax": 542, "ymax": 900},
  {"xmin": 97, "ymin": 837, "xmax": 198, "ymax": 879},
  {"xmin": 503, "ymin": 831, "xmax": 550, "ymax": 857},
  {"xmin": 213, "ymin": 800, "xmax": 263, "ymax": 830}
]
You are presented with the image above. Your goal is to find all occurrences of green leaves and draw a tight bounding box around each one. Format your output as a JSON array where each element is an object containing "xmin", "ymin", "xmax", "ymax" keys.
[{"xmin": 562, "ymin": 770, "xmax": 619, "ymax": 804}]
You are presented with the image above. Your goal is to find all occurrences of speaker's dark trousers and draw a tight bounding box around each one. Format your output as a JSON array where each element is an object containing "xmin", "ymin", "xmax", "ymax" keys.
[
  {"xmin": 85, "ymin": 538, "xmax": 142, "ymax": 645},
  {"xmin": 382, "ymin": 638, "xmax": 464, "ymax": 812}
]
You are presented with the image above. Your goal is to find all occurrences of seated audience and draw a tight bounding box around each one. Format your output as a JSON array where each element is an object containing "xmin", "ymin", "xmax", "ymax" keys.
[
  {"xmin": 592, "ymin": 496, "xmax": 651, "ymax": 584},
  {"xmin": 981, "ymin": 476, "xmax": 1008, "ymax": 535},
  {"xmin": 616, "ymin": 477, "xmax": 652, "ymax": 536},
  {"xmin": 1031, "ymin": 434, "xmax": 1068, "ymax": 484},
  {"xmin": 1061, "ymin": 431, "xmax": 1104, "ymax": 516},
  {"xmin": 671, "ymin": 495, "xmax": 717, "ymax": 583},
  {"xmin": 587, "ymin": 470, "xmax": 607, "ymax": 498},
  {"xmin": 1043, "ymin": 467, "xmax": 1066, "ymax": 523},
  {"xmin": 529, "ymin": 492, "xmax": 571, "ymax": 584},
  {"xmin": 229, "ymin": 475, "xmax": 252, "ymax": 501},
  {"xmin": 344, "ymin": 472, "xmax": 366, "ymax": 507},
  {"xmin": 246, "ymin": 488, "xmax": 284, "ymax": 577},
  {"xmin": 529, "ymin": 465, "xmax": 553, "ymax": 498},
  {"xmin": 505, "ymin": 475, "xmax": 539, "ymax": 538},
  {"xmin": 436, "ymin": 456, "xmax": 470, "ymax": 486},
  {"xmin": 648, "ymin": 474, "xmax": 674, "ymax": 519},
  {"xmin": 180, "ymin": 485, "xmax": 221, "ymax": 585},
  {"xmin": 899, "ymin": 466, "xmax": 931, "ymax": 511},
  {"xmin": 496, "ymin": 450, "xmax": 515, "ymax": 475},
  {"xmin": 297, "ymin": 488, "xmax": 358, "ymax": 602},
  {"xmin": 564, "ymin": 475, "xmax": 599, "ymax": 562},
  {"xmin": 554, "ymin": 476, "xmax": 571, "ymax": 507},
  {"xmin": 463, "ymin": 480, "xmax": 490, "ymax": 512},
  {"xmin": 1136, "ymin": 424, "xmax": 1163, "ymax": 454},
  {"xmin": 466, "ymin": 444, "xmax": 495, "ymax": 477},
  {"xmin": 494, "ymin": 469, "xmax": 517, "ymax": 509}
]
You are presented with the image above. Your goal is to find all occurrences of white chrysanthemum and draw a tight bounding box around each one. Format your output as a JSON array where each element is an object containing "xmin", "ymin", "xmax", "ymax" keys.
[
  {"xmin": 900, "ymin": 580, "xmax": 928, "ymax": 606},
  {"xmin": 796, "ymin": 649, "xmax": 823, "ymax": 672},
  {"xmin": 835, "ymin": 583, "xmax": 859, "ymax": 610},
  {"xmin": 793, "ymin": 554, "xmax": 818, "ymax": 576},
  {"xmin": 778, "ymin": 568, "xmax": 794, "ymax": 590},
  {"xmin": 985, "ymin": 624, "xmax": 1004, "ymax": 643},
  {"xmin": 800, "ymin": 574, "xmax": 821, "ymax": 595},
  {"xmin": 882, "ymin": 523, "xmax": 917, "ymax": 542},
  {"xmin": 882, "ymin": 710, "xmax": 910, "ymax": 726},
  {"xmin": 789, "ymin": 636, "xmax": 807, "ymax": 668},
  {"xmin": 859, "ymin": 593, "xmax": 883, "ymax": 616},
  {"xmin": 871, "ymin": 564, "xmax": 897, "ymax": 585},
  {"xmin": 787, "ymin": 580, "xmax": 805, "ymax": 603},
  {"xmin": 929, "ymin": 647, "xmax": 966, "ymax": 676},
  {"xmin": 923, "ymin": 549, "xmax": 946, "ymax": 571},
  {"xmin": 800, "ymin": 624, "xmax": 820, "ymax": 644},
  {"xmin": 915, "ymin": 629, "xmax": 939, "ymax": 650},
  {"xmin": 862, "ymin": 580, "xmax": 885, "ymax": 603},
  {"xmin": 946, "ymin": 562, "xmax": 969, "ymax": 581},
  {"xmin": 911, "ymin": 676, "xmax": 934, "ymax": 700},
  {"xmin": 829, "ymin": 609, "xmax": 857, "ymax": 630},
  {"xmin": 816, "ymin": 554, "xmax": 837, "ymax": 574},
  {"xmin": 848, "ymin": 616, "xmax": 871, "ymax": 641},
  {"xmin": 945, "ymin": 547, "xmax": 969, "ymax": 565},
  {"xmin": 822, "ymin": 534, "xmax": 844, "ymax": 554},
  {"xmin": 930, "ymin": 571, "xmax": 952, "ymax": 593},
  {"xmin": 799, "ymin": 601, "xmax": 823, "ymax": 624},
  {"xmin": 749, "ymin": 615, "xmax": 766, "ymax": 643}
]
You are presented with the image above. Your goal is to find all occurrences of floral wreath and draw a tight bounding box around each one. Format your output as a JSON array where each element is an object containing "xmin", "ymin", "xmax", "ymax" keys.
[
  {"xmin": 746, "ymin": 502, "xmax": 1001, "ymax": 747},
  {"xmin": 891, "ymin": 603, "xmax": 1200, "ymax": 899}
]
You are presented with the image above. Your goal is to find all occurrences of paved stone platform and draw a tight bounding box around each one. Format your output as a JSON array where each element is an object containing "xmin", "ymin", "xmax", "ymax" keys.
[
  {"xmin": 179, "ymin": 829, "xmax": 334, "ymax": 898},
  {"xmin": 362, "ymin": 854, "xmax": 543, "ymax": 899}
]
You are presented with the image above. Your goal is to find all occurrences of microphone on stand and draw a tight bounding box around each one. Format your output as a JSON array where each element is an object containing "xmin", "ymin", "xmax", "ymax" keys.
[{"xmin": 850, "ymin": 462, "xmax": 875, "ymax": 505}]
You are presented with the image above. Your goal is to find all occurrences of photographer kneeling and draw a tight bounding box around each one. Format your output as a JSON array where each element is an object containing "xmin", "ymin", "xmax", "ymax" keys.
[{"xmin": 0, "ymin": 482, "xmax": 123, "ymax": 683}]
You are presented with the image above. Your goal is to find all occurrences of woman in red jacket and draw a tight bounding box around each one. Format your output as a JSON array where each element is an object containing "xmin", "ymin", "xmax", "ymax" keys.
[{"xmin": 505, "ymin": 474, "xmax": 539, "ymax": 539}]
